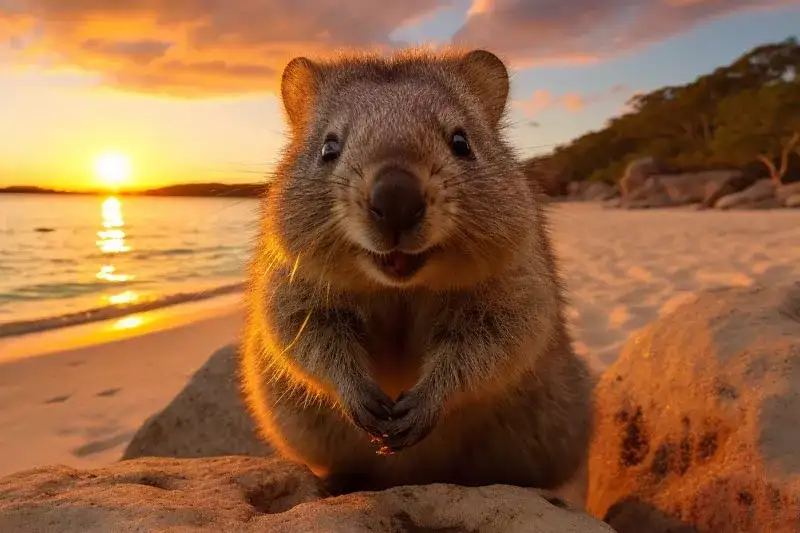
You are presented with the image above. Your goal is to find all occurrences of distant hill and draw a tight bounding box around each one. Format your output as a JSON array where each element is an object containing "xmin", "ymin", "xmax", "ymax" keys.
[
  {"xmin": 0, "ymin": 186, "xmax": 90, "ymax": 195},
  {"xmin": 0, "ymin": 182, "xmax": 267, "ymax": 198},
  {"xmin": 129, "ymin": 183, "xmax": 266, "ymax": 198}
]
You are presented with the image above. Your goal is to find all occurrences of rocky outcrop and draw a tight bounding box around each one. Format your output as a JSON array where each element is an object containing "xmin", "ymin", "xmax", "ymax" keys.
[
  {"xmin": 0, "ymin": 456, "xmax": 614, "ymax": 533},
  {"xmin": 776, "ymin": 181, "xmax": 800, "ymax": 207},
  {"xmin": 588, "ymin": 282, "xmax": 800, "ymax": 532},
  {"xmin": 122, "ymin": 344, "xmax": 270, "ymax": 460},
  {"xmin": 619, "ymin": 170, "xmax": 749, "ymax": 209},
  {"xmin": 613, "ymin": 171, "xmax": 797, "ymax": 210},
  {"xmin": 620, "ymin": 176, "xmax": 676, "ymax": 208},
  {"xmin": 568, "ymin": 180, "xmax": 618, "ymax": 201},
  {"xmin": 713, "ymin": 179, "xmax": 779, "ymax": 210},
  {"xmin": 620, "ymin": 157, "xmax": 667, "ymax": 198},
  {"xmin": 659, "ymin": 170, "xmax": 750, "ymax": 208}
]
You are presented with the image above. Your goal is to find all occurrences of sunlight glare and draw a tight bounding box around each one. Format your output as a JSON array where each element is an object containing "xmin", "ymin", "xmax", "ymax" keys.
[
  {"xmin": 108, "ymin": 291, "xmax": 140, "ymax": 305},
  {"xmin": 112, "ymin": 315, "xmax": 144, "ymax": 330},
  {"xmin": 96, "ymin": 197, "xmax": 130, "ymax": 254},
  {"xmin": 96, "ymin": 265, "xmax": 132, "ymax": 282},
  {"xmin": 95, "ymin": 152, "xmax": 132, "ymax": 189}
]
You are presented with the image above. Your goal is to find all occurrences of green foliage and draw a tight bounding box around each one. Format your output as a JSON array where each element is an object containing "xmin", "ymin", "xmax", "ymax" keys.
[
  {"xmin": 532, "ymin": 37, "xmax": 800, "ymax": 186},
  {"xmin": 711, "ymin": 83, "xmax": 800, "ymax": 182}
]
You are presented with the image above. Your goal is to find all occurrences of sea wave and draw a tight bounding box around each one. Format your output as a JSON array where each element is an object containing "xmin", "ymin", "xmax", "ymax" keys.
[
  {"xmin": 0, "ymin": 282, "xmax": 244, "ymax": 338},
  {"xmin": 78, "ymin": 245, "xmax": 243, "ymax": 261},
  {"xmin": 0, "ymin": 281, "xmax": 139, "ymax": 302}
]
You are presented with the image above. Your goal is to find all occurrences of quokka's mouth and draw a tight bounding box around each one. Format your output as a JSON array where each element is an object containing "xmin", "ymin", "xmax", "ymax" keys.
[{"xmin": 369, "ymin": 249, "xmax": 431, "ymax": 280}]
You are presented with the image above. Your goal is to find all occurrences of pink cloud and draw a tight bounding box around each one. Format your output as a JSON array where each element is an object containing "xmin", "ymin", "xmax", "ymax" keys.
[
  {"xmin": 452, "ymin": 0, "xmax": 800, "ymax": 67},
  {"xmin": 1, "ymin": 0, "xmax": 796, "ymax": 96},
  {"xmin": 3, "ymin": 0, "xmax": 446, "ymax": 96},
  {"xmin": 519, "ymin": 89, "xmax": 554, "ymax": 116},
  {"xmin": 517, "ymin": 84, "xmax": 632, "ymax": 116},
  {"xmin": 561, "ymin": 93, "xmax": 585, "ymax": 112}
]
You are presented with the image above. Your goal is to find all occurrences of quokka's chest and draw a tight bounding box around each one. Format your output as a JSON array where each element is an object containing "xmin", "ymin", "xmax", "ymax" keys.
[{"xmin": 361, "ymin": 302, "xmax": 430, "ymax": 400}]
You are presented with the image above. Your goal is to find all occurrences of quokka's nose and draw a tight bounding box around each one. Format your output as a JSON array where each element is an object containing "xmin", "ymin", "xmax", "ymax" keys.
[{"xmin": 368, "ymin": 167, "xmax": 426, "ymax": 243}]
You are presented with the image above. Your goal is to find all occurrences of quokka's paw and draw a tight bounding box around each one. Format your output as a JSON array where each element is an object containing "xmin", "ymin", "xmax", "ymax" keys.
[{"xmin": 382, "ymin": 386, "xmax": 441, "ymax": 452}]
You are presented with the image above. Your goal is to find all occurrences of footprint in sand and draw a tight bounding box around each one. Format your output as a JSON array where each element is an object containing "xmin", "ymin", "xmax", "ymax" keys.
[
  {"xmin": 95, "ymin": 387, "xmax": 122, "ymax": 398},
  {"xmin": 44, "ymin": 395, "xmax": 70, "ymax": 404}
]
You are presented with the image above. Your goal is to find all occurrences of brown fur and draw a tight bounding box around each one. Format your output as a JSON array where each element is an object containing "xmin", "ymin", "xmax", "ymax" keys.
[{"xmin": 239, "ymin": 47, "xmax": 594, "ymax": 504}]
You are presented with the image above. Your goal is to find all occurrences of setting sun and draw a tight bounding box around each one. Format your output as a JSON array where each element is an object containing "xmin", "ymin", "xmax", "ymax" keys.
[{"xmin": 95, "ymin": 152, "xmax": 132, "ymax": 188}]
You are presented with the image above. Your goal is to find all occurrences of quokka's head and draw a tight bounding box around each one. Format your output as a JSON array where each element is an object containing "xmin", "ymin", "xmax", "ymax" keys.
[{"xmin": 264, "ymin": 48, "xmax": 539, "ymax": 291}]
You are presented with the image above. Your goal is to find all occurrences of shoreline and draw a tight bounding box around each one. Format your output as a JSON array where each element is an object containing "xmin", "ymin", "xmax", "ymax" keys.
[
  {"xmin": 0, "ymin": 282, "xmax": 245, "ymax": 340},
  {"xmin": 0, "ymin": 291, "xmax": 244, "ymax": 364}
]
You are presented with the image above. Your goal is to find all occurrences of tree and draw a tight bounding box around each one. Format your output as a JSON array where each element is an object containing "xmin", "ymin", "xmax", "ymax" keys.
[
  {"xmin": 711, "ymin": 82, "xmax": 800, "ymax": 184},
  {"xmin": 523, "ymin": 37, "xmax": 800, "ymax": 191}
]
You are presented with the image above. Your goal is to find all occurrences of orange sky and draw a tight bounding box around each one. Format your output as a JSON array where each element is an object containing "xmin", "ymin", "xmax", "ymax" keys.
[{"xmin": 0, "ymin": 0, "xmax": 798, "ymax": 191}]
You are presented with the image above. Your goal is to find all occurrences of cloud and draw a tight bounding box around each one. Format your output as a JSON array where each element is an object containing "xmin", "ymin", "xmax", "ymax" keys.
[
  {"xmin": 518, "ymin": 89, "xmax": 554, "ymax": 116},
  {"xmin": 452, "ymin": 0, "xmax": 799, "ymax": 66},
  {"xmin": 1, "ymin": 0, "xmax": 797, "ymax": 97},
  {"xmin": 561, "ymin": 93, "xmax": 585, "ymax": 112},
  {"xmin": 516, "ymin": 84, "xmax": 630, "ymax": 116},
  {"xmin": 80, "ymin": 38, "xmax": 173, "ymax": 66},
  {"xmin": 4, "ymin": 0, "xmax": 447, "ymax": 96},
  {"xmin": 0, "ymin": 3, "xmax": 33, "ymax": 42},
  {"xmin": 516, "ymin": 90, "xmax": 585, "ymax": 116}
]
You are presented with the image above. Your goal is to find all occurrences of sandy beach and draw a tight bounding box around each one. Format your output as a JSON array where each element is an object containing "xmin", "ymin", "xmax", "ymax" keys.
[
  {"xmin": 0, "ymin": 295, "xmax": 244, "ymax": 477},
  {"xmin": 1, "ymin": 203, "xmax": 798, "ymax": 478},
  {"xmin": 550, "ymin": 204, "xmax": 800, "ymax": 370}
]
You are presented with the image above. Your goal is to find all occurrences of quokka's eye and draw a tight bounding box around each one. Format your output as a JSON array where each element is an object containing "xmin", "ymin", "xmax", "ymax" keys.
[
  {"xmin": 450, "ymin": 130, "xmax": 471, "ymax": 158},
  {"xmin": 321, "ymin": 136, "xmax": 341, "ymax": 163}
]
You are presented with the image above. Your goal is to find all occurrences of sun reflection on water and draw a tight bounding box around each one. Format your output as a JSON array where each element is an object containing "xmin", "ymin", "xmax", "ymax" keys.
[
  {"xmin": 112, "ymin": 315, "xmax": 144, "ymax": 330},
  {"xmin": 96, "ymin": 196, "xmax": 138, "ymax": 304},
  {"xmin": 107, "ymin": 290, "xmax": 139, "ymax": 305},
  {"xmin": 96, "ymin": 197, "xmax": 130, "ymax": 254}
]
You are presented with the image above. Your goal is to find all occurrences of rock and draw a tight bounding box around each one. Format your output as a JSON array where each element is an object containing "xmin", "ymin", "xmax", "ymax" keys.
[
  {"xmin": 658, "ymin": 170, "xmax": 749, "ymax": 208},
  {"xmin": 776, "ymin": 181, "xmax": 800, "ymax": 206},
  {"xmin": 620, "ymin": 177, "xmax": 677, "ymax": 209},
  {"xmin": 0, "ymin": 456, "xmax": 615, "ymax": 533},
  {"xmin": 588, "ymin": 282, "xmax": 800, "ymax": 533},
  {"xmin": 568, "ymin": 181, "xmax": 618, "ymax": 201},
  {"xmin": 122, "ymin": 344, "xmax": 270, "ymax": 460},
  {"xmin": 714, "ymin": 179, "xmax": 777, "ymax": 209},
  {"xmin": 786, "ymin": 194, "xmax": 800, "ymax": 208},
  {"xmin": 619, "ymin": 170, "xmax": 751, "ymax": 209},
  {"xmin": 620, "ymin": 157, "xmax": 667, "ymax": 198}
]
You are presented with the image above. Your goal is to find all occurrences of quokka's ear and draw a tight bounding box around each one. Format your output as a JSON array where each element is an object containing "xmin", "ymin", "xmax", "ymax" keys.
[
  {"xmin": 457, "ymin": 49, "xmax": 510, "ymax": 126},
  {"xmin": 281, "ymin": 57, "xmax": 322, "ymax": 130}
]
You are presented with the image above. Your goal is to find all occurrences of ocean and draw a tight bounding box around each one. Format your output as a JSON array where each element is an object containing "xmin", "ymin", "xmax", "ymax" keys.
[{"xmin": 0, "ymin": 194, "xmax": 260, "ymax": 337}]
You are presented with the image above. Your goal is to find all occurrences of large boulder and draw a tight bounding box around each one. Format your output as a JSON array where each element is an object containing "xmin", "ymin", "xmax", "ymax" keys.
[
  {"xmin": 776, "ymin": 181, "xmax": 800, "ymax": 207},
  {"xmin": 588, "ymin": 282, "xmax": 800, "ymax": 532},
  {"xmin": 619, "ymin": 170, "xmax": 750, "ymax": 209},
  {"xmin": 121, "ymin": 344, "xmax": 270, "ymax": 460},
  {"xmin": 568, "ymin": 181, "xmax": 619, "ymax": 201},
  {"xmin": 0, "ymin": 456, "xmax": 614, "ymax": 532},
  {"xmin": 619, "ymin": 177, "xmax": 675, "ymax": 209},
  {"xmin": 656, "ymin": 170, "xmax": 749, "ymax": 208},
  {"xmin": 620, "ymin": 157, "xmax": 667, "ymax": 198},
  {"xmin": 714, "ymin": 179, "xmax": 779, "ymax": 210}
]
